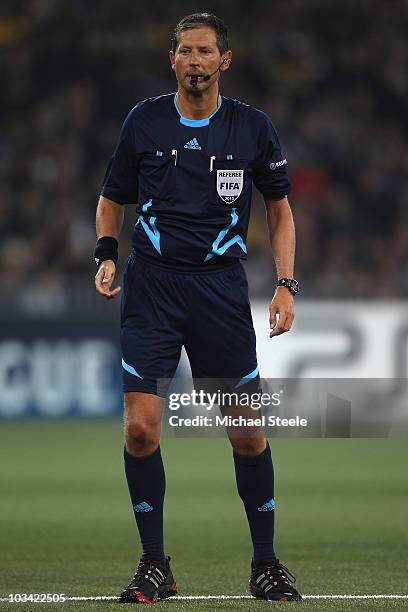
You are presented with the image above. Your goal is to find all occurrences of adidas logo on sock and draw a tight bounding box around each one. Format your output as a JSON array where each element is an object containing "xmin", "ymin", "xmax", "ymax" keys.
[
  {"xmin": 257, "ymin": 498, "xmax": 275, "ymax": 512},
  {"xmin": 184, "ymin": 137, "xmax": 201, "ymax": 150},
  {"xmin": 133, "ymin": 501, "xmax": 153, "ymax": 513}
]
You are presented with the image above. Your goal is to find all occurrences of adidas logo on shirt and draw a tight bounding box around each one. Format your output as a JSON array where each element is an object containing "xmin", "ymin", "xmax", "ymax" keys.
[{"xmin": 184, "ymin": 137, "xmax": 201, "ymax": 150}]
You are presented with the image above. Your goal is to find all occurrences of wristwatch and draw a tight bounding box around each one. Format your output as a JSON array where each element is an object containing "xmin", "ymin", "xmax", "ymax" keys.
[{"xmin": 277, "ymin": 278, "xmax": 299, "ymax": 296}]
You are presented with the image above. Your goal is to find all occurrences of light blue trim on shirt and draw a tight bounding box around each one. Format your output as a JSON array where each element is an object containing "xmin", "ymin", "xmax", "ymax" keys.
[
  {"xmin": 174, "ymin": 93, "xmax": 222, "ymax": 127},
  {"xmin": 204, "ymin": 208, "xmax": 247, "ymax": 262},
  {"xmin": 139, "ymin": 199, "xmax": 161, "ymax": 255}
]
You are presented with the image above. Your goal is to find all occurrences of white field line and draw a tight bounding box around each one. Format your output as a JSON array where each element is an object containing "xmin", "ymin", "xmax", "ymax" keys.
[{"xmin": 1, "ymin": 594, "xmax": 408, "ymax": 603}]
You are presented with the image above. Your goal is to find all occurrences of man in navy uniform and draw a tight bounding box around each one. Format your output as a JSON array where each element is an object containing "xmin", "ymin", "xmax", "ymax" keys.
[{"xmin": 94, "ymin": 13, "xmax": 301, "ymax": 603}]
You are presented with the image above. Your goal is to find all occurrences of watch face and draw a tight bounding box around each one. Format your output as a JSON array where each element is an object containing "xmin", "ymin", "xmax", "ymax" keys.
[{"xmin": 290, "ymin": 280, "xmax": 299, "ymax": 294}]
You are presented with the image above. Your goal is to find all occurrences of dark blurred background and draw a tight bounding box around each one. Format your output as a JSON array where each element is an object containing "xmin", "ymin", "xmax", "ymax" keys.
[{"xmin": 1, "ymin": 0, "xmax": 408, "ymax": 312}]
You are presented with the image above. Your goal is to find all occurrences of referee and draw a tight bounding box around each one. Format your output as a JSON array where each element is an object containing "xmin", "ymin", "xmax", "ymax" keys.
[{"xmin": 94, "ymin": 13, "xmax": 301, "ymax": 603}]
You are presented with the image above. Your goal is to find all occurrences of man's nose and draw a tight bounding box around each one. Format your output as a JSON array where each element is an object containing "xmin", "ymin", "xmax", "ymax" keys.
[{"xmin": 189, "ymin": 50, "xmax": 200, "ymax": 65}]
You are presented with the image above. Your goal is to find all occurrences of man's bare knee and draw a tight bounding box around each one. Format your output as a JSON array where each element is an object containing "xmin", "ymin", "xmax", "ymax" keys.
[
  {"xmin": 229, "ymin": 436, "xmax": 266, "ymax": 456},
  {"xmin": 125, "ymin": 419, "xmax": 158, "ymax": 450},
  {"xmin": 124, "ymin": 392, "xmax": 163, "ymax": 457}
]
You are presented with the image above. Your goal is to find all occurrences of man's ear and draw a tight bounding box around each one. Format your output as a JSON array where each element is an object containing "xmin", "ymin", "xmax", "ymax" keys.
[
  {"xmin": 169, "ymin": 50, "xmax": 175, "ymax": 71},
  {"xmin": 219, "ymin": 50, "xmax": 232, "ymax": 72}
]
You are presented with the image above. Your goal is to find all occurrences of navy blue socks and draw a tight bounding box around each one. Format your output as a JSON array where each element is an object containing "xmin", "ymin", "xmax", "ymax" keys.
[
  {"xmin": 124, "ymin": 446, "xmax": 166, "ymax": 564},
  {"xmin": 233, "ymin": 442, "xmax": 276, "ymax": 564},
  {"xmin": 124, "ymin": 442, "xmax": 275, "ymax": 565}
]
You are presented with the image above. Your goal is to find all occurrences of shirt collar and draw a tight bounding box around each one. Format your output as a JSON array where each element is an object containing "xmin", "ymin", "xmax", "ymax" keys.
[{"xmin": 173, "ymin": 93, "xmax": 222, "ymax": 127}]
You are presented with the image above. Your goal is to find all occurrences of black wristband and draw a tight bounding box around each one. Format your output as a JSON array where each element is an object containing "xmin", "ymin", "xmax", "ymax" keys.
[{"xmin": 94, "ymin": 236, "xmax": 118, "ymax": 267}]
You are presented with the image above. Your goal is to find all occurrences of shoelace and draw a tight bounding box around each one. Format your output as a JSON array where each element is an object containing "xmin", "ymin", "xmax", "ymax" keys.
[
  {"xmin": 132, "ymin": 560, "xmax": 166, "ymax": 588},
  {"xmin": 263, "ymin": 560, "xmax": 297, "ymax": 586}
]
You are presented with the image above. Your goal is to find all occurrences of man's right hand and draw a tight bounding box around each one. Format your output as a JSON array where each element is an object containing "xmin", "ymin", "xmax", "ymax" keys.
[{"xmin": 95, "ymin": 260, "xmax": 121, "ymax": 299}]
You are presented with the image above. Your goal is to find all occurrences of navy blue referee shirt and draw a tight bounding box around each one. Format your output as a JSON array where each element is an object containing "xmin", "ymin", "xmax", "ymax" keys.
[{"xmin": 101, "ymin": 93, "xmax": 290, "ymax": 269}]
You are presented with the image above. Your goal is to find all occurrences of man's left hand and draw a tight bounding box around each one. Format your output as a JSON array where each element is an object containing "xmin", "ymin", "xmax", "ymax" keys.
[{"xmin": 269, "ymin": 287, "xmax": 295, "ymax": 338}]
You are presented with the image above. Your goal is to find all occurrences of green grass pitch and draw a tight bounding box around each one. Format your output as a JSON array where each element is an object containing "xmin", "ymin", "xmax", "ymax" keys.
[{"xmin": 0, "ymin": 421, "xmax": 407, "ymax": 611}]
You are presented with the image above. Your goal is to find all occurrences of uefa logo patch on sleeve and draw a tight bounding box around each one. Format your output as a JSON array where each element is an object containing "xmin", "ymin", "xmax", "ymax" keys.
[
  {"xmin": 269, "ymin": 158, "xmax": 287, "ymax": 171},
  {"xmin": 216, "ymin": 169, "xmax": 243, "ymax": 203}
]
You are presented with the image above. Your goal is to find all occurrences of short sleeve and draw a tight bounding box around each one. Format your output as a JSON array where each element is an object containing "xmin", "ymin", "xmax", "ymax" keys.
[
  {"xmin": 252, "ymin": 114, "xmax": 291, "ymax": 200},
  {"xmin": 100, "ymin": 110, "xmax": 140, "ymax": 205}
]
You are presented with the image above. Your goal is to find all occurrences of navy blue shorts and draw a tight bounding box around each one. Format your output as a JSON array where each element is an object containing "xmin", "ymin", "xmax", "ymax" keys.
[{"xmin": 120, "ymin": 253, "xmax": 260, "ymax": 397}]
